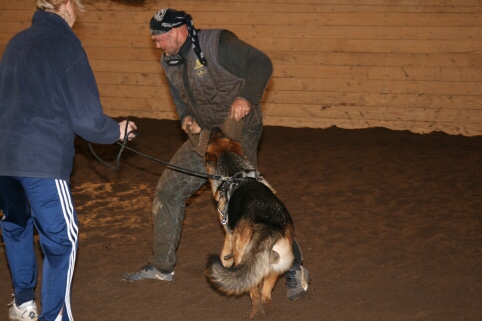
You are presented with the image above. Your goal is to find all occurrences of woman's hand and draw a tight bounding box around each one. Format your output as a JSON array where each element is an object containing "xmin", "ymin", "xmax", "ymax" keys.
[{"xmin": 119, "ymin": 120, "xmax": 138, "ymax": 141}]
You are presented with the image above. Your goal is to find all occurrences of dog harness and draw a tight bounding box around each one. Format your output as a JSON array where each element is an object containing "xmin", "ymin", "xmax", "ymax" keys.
[{"xmin": 216, "ymin": 169, "xmax": 260, "ymax": 226}]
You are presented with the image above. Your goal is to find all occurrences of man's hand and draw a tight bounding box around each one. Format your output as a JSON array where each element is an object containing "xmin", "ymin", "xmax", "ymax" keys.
[
  {"xmin": 230, "ymin": 97, "xmax": 252, "ymax": 121},
  {"xmin": 182, "ymin": 116, "xmax": 201, "ymax": 134}
]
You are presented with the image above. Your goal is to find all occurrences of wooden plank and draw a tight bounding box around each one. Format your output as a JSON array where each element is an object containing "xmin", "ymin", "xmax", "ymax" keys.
[
  {"xmin": 98, "ymin": 97, "xmax": 482, "ymax": 136},
  {"xmin": 91, "ymin": 64, "xmax": 367, "ymax": 80},
  {"xmin": 268, "ymin": 52, "xmax": 469, "ymax": 67},
  {"xmin": 265, "ymin": 91, "xmax": 482, "ymax": 109},
  {"xmin": 94, "ymin": 71, "xmax": 165, "ymax": 86},
  {"xmin": 166, "ymin": 0, "xmax": 482, "ymax": 5},
  {"xmin": 268, "ymin": 78, "xmax": 482, "ymax": 96},
  {"xmin": 99, "ymin": 97, "xmax": 178, "ymax": 119},
  {"xmin": 261, "ymin": 104, "xmax": 482, "ymax": 123},
  {"xmin": 89, "ymin": 59, "xmax": 164, "ymax": 73},
  {"xmin": 107, "ymin": 100, "xmax": 480, "ymax": 124},
  {"xmin": 99, "ymin": 97, "xmax": 175, "ymax": 110},
  {"xmin": 72, "ymin": 22, "xmax": 482, "ymax": 41},
  {"xmin": 0, "ymin": 10, "xmax": 34, "ymax": 22},
  {"xmin": 2, "ymin": 0, "xmax": 482, "ymax": 137},
  {"xmin": 101, "ymin": 105, "xmax": 482, "ymax": 136},
  {"xmin": 97, "ymin": 84, "xmax": 167, "ymax": 98},
  {"xmin": 273, "ymin": 65, "xmax": 368, "ymax": 79},
  {"xmin": 85, "ymin": 50, "xmax": 470, "ymax": 68},
  {"xmin": 78, "ymin": 1, "xmax": 482, "ymax": 15},
  {"xmin": 282, "ymin": 38, "xmax": 482, "ymax": 54},
  {"xmin": 244, "ymin": 25, "xmax": 482, "ymax": 41},
  {"xmin": 93, "ymin": 65, "xmax": 369, "ymax": 87},
  {"xmin": 469, "ymin": 54, "xmax": 482, "ymax": 67},
  {"xmin": 97, "ymin": 88, "xmax": 482, "ymax": 112},
  {"xmin": 0, "ymin": 34, "xmax": 16, "ymax": 47},
  {"xmin": 68, "ymin": 11, "xmax": 482, "ymax": 27},
  {"xmin": 80, "ymin": 0, "xmax": 482, "ymax": 6},
  {"xmin": 3, "ymin": 22, "xmax": 478, "ymax": 45},
  {"xmin": 83, "ymin": 47, "xmax": 159, "ymax": 61},
  {"xmin": 314, "ymin": 26, "xmax": 482, "ymax": 41},
  {"xmin": 264, "ymin": 39, "xmax": 482, "ymax": 54},
  {"xmin": 261, "ymin": 116, "xmax": 482, "ymax": 136},
  {"xmin": 368, "ymin": 66, "xmax": 482, "ymax": 82},
  {"xmin": 78, "ymin": 34, "xmax": 482, "ymax": 54},
  {"xmin": 102, "ymin": 107, "xmax": 179, "ymax": 121},
  {"xmin": 2, "ymin": 3, "xmax": 481, "ymax": 21},
  {"xmin": 0, "ymin": 21, "xmax": 31, "ymax": 34}
]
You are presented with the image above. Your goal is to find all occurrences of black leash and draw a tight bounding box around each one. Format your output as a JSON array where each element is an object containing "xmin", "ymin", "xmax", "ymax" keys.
[{"xmin": 87, "ymin": 120, "xmax": 227, "ymax": 182}]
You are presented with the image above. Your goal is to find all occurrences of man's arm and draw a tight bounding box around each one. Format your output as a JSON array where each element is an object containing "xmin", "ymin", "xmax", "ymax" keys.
[{"xmin": 218, "ymin": 30, "xmax": 273, "ymax": 106}]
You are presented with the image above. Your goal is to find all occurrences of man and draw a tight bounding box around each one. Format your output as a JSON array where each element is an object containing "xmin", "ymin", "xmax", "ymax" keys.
[{"xmin": 123, "ymin": 8, "xmax": 310, "ymax": 300}]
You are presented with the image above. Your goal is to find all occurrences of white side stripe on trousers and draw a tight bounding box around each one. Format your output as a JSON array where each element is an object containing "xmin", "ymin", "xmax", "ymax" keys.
[{"xmin": 55, "ymin": 179, "xmax": 78, "ymax": 321}]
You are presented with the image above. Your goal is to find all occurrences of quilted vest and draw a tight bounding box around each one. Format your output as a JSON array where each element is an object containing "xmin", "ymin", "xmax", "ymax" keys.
[{"xmin": 162, "ymin": 29, "xmax": 262, "ymax": 130}]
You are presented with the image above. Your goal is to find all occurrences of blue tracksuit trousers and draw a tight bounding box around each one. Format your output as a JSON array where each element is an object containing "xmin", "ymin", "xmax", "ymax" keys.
[{"xmin": 0, "ymin": 176, "xmax": 78, "ymax": 321}]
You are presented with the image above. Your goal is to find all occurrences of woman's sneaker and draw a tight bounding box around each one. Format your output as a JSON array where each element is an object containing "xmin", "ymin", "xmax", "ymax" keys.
[{"xmin": 8, "ymin": 299, "xmax": 38, "ymax": 321}]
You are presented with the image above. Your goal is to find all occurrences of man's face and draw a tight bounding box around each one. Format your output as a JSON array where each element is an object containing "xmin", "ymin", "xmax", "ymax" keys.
[{"xmin": 151, "ymin": 29, "xmax": 179, "ymax": 57}]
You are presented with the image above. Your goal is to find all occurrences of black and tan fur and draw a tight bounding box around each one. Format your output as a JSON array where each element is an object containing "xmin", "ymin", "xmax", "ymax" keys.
[{"xmin": 204, "ymin": 127, "xmax": 294, "ymax": 318}]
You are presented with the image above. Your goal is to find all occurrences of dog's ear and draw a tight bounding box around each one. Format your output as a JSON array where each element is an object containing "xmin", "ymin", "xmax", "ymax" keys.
[
  {"xmin": 229, "ymin": 141, "xmax": 245, "ymax": 157},
  {"xmin": 204, "ymin": 152, "xmax": 218, "ymax": 168}
]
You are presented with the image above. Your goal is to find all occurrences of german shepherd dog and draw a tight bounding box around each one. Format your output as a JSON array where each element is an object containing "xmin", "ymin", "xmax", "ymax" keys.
[{"xmin": 203, "ymin": 127, "xmax": 295, "ymax": 318}]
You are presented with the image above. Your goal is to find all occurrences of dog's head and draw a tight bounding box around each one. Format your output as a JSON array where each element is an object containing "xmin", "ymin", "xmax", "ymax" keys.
[
  {"xmin": 204, "ymin": 127, "xmax": 246, "ymax": 174},
  {"xmin": 204, "ymin": 127, "xmax": 272, "ymax": 198}
]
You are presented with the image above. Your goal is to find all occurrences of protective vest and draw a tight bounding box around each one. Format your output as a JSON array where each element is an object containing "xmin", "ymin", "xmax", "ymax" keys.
[{"xmin": 162, "ymin": 29, "xmax": 262, "ymax": 130}]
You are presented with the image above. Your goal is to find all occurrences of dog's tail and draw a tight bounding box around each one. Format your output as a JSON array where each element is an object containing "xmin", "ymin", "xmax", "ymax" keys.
[{"xmin": 206, "ymin": 230, "xmax": 293, "ymax": 296}]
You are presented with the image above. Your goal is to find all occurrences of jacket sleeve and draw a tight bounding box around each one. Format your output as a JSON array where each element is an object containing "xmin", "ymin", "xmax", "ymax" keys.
[
  {"xmin": 218, "ymin": 30, "xmax": 273, "ymax": 105},
  {"xmin": 58, "ymin": 53, "xmax": 119, "ymax": 144}
]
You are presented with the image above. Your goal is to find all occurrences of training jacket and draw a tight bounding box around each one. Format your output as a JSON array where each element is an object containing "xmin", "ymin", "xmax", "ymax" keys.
[
  {"xmin": 162, "ymin": 29, "xmax": 273, "ymax": 130},
  {"xmin": 0, "ymin": 10, "xmax": 119, "ymax": 181}
]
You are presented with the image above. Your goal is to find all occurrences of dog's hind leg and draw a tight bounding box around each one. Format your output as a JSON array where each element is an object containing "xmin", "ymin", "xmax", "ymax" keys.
[
  {"xmin": 248, "ymin": 285, "xmax": 264, "ymax": 318},
  {"xmin": 261, "ymin": 272, "xmax": 280, "ymax": 306}
]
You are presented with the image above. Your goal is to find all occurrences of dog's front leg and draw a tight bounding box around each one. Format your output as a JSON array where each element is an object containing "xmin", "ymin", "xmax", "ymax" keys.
[{"xmin": 221, "ymin": 230, "xmax": 234, "ymax": 268}]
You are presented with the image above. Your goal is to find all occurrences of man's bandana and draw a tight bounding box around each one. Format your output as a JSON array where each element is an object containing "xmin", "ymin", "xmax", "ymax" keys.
[{"xmin": 150, "ymin": 8, "xmax": 207, "ymax": 66}]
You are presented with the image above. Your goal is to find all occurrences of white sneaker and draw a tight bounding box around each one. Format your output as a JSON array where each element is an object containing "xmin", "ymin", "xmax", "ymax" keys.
[{"xmin": 8, "ymin": 299, "xmax": 38, "ymax": 321}]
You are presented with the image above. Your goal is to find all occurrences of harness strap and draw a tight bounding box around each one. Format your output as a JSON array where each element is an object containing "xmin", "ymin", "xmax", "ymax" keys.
[{"xmin": 216, "ymin": 170, "xmax": 260, "ymax": 225}]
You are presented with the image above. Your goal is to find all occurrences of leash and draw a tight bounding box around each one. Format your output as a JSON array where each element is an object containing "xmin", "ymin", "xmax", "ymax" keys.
[{"xmin": 87, "ymin": 119, "xmax": 228, "ymax": 182}]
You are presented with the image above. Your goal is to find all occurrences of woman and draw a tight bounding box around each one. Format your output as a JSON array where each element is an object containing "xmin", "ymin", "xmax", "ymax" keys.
[{"xmin": 0, "ymin": 1, "xmax": 137, "ymax": 320}]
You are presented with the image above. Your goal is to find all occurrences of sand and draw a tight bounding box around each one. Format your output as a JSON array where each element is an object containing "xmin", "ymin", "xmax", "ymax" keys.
[{"xmin": 1, "ymin": 117, "xmax": 481, "ymax": 320}]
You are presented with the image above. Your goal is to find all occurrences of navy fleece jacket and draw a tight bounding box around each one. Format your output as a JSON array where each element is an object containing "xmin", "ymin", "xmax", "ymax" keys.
[{"xmin": 0, "ymin": 10, "xmax": 119, "ymax": 181}]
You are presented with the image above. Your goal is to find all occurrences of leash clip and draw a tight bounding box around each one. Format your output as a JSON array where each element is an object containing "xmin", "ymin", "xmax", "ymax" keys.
[{"xmin": 217, "ymin": 207, "xmax": 228, "ymax": 225}]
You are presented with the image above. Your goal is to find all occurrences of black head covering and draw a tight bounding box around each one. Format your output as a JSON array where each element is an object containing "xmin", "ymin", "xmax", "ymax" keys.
[{"xmin": 150, "ymin": 8, "xmax": 207, "ymax": 66}]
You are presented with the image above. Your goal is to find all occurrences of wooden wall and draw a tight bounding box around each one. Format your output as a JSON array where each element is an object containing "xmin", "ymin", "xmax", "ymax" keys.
[{"xmin": 1, "ymin": 0, "xmax": 481, "ymax": 136}]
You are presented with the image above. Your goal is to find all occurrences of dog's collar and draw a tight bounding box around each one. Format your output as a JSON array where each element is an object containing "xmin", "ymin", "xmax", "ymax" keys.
[
  {"xmin": 217, "ymin": 169, "xmax": 259, "ymax": 194},
  {"xmin": 217, "ymin": 169, "xmax": 258, "ymax": 182}
]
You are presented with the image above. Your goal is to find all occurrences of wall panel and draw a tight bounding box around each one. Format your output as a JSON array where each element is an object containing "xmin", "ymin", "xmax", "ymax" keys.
[{"xmin": 1, "ymin": 0, "xmax": 481, "ymax": 136}]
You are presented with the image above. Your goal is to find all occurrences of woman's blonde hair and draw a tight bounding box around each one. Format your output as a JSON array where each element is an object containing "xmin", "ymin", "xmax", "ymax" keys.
[{"xmin": 36, "ymin": 0, "xmax": 86, "ymax": 14}]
